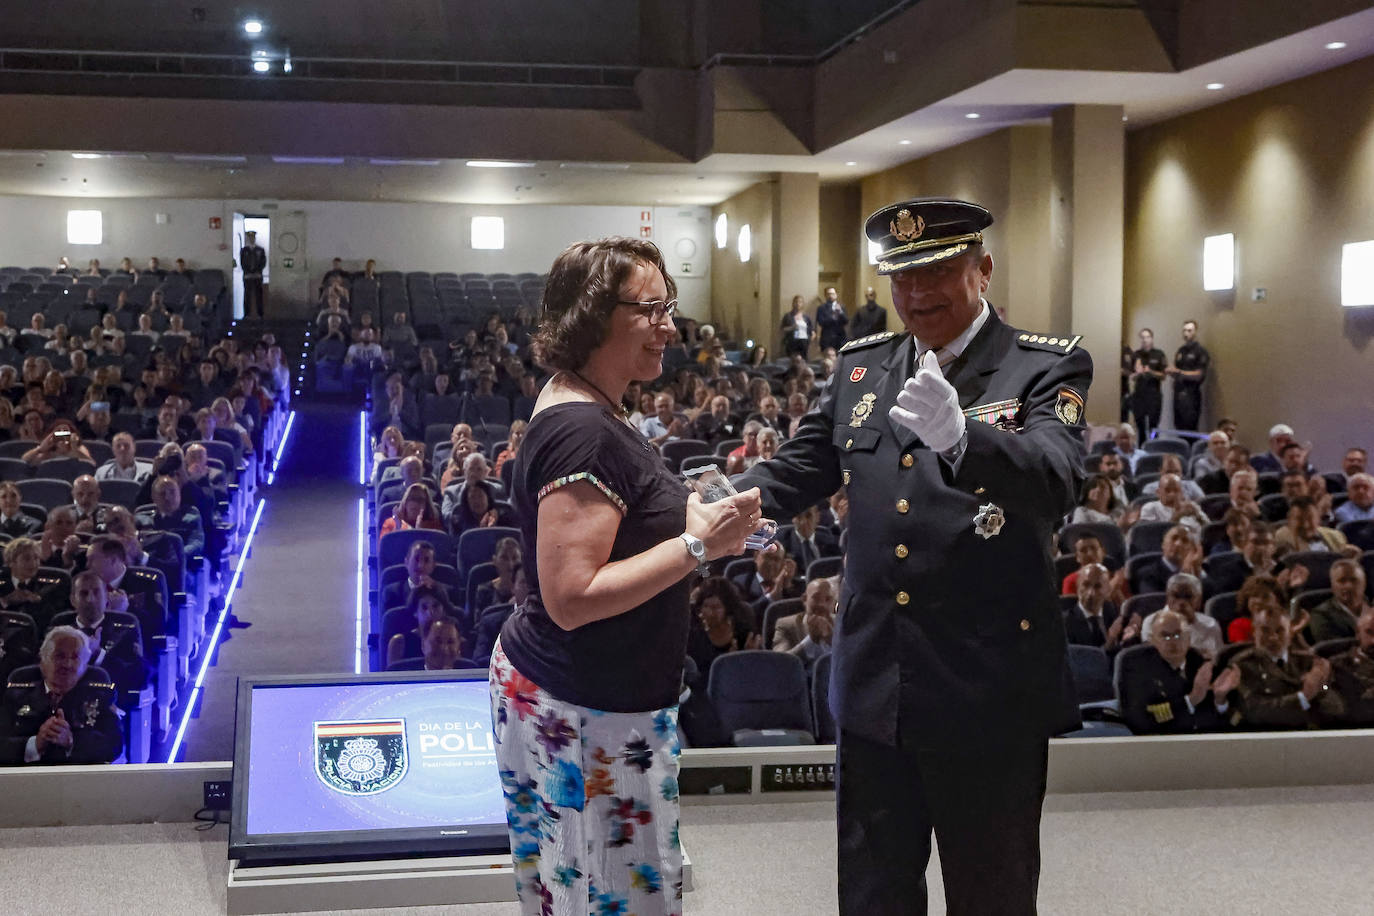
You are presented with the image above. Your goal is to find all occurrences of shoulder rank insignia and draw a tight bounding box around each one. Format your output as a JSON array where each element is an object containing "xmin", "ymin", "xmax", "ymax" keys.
[
  {"xmin": 1055, "ymin": 387, "xmax": 1085, "ymax": 425},
  {"xmin": 839, "ymin": 331, "xmax": 898, "ymax": 353},
  {"xmin": 1015, "ymin": 332, "xmax": 1081, "ymax": 354}
]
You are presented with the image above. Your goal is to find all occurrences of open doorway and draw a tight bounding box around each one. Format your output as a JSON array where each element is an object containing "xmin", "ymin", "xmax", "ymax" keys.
[{"xmin": 232, "ymin": 213, "xmax": 271, "ymax": 320}]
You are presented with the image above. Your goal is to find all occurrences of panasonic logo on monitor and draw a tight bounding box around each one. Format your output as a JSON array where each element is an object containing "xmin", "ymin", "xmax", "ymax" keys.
[{"xmin": 439, "ymin": 830, "xmax": 470, "ymax": 836}]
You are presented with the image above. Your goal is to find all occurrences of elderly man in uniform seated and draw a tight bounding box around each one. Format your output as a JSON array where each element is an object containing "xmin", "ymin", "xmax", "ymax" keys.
[
  {"xmin": 67, "ymin": 475, "xmax": 110, "ymax": 535},
  {"xmin": 1335, "ymin": 473, "xmax": 1374, "ymax": 525},
  {"xmin": 1229, "ymin": 601, "xmax": 1344, "ymax": 729},
  {"xmin": 1305, "ymin": 559, "xmax": 1370, "ymax": 645},
  {"xmin": 0, "ymin": 626, "xmax": 122, "ymax": 765},
  {"xmin": 772, "ymin": 575, "xmax": 837, "ymax": 661},
  {"xmin": 135, "ymin": 475, "xmax": 205, "ymax": 560},
  {"xmin": 96, "ymin": 432, "xmax": 151, "ymax": 483},
  {"xmin": 1119, "ymin": 608, "xmax": 1238, "ymax": 735},
  {"xmin": 0, "ymin": 537, "xmax": 68, "ymax": 632},
  {"xmin": 0, "ymin": 482, "xmax": 42, "ymax": 538},
  {"xmin": 85, "ymin": 536, "xmax": 163, "ymax": 660},
  {"xmin": 387, "ymin": 617, "xmax": 467, "ymax": 672},
  {"xmin": 1330, "ymin": 607, "xmax": 1374, "ymax": 727},
  {"xmin": 48, "ymin": 570, "xmax": 146, "ymax": 698},
  {"xmin": 1140, "ymin": 572, "xmax": 1224, "ymax": 660},
  {"xmin": 1062, "ymin": 563, "xmax": 1134, "ymax": 655}
]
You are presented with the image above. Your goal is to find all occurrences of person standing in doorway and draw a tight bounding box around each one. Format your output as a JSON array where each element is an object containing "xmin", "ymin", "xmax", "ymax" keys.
[
  {"xmin": 239, "ymin": 230, "xmax": 267, "ymax": 319},
  {"xmin": 816, "ymin": 286, "xmax": 849, "ymax": 352},
  {"xmin": 1130, "ymin": 327, "xmax": 1167, "ymax": 442},
  {"xmin": 1168, "ymin": 319, "xmax": 1210, "ymax": 431},
  {"xmin": 849, "ymin": 286, "xmax": 888, "ymax": 338}
]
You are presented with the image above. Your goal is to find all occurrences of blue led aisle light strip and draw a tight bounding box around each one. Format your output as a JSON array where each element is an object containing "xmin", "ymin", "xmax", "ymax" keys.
[
  {"xmin": 166, "ymin": 499, "xmax": 268, "ymax": 763},
  {"xmin": 358, "ymin": 410, "xmax": 368, "ymax": 486},
  {"xmin": 355, "ymin": 497, "xmax": 366, "ymax": 674},
  {"xmin": 266, "ymin": 409, "xmax": 297, "ymax": 485}
]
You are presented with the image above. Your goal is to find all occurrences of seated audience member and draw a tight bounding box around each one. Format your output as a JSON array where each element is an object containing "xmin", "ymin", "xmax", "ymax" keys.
[
  {"xmin": 1265, "ymin": 469, "xmax": 1310, "ymax": 523},
  {"xmin": 1278, "ymin": 440, "xmax": 1317, "ymax": 478},
  {"xmin": 639, "ymin": 392, "xmax": 684, "ymax": 447},
  {"xmin": 383, "ymin": 311, "xmax": 418, "ymax": 349},
  {"xmin": 1191, "ymin": 430, "xmax": 1231, "ymax": 480},
  {"xmin": 145, "ymin": 402, "xmax": 184, "ymax": 445},
  {"xmin": 733, "ymin": 545, "xmax": 803, "ymax": 609},
  {"xmin": 686, "ymin": 577, "xmax": 759, "ymax": 675},
  {"xmin": 437, "ymin": 425, "xmax": 478, "ymax": 489},
  {"xmin": 778, "ymin": 503, "xmax": 840, "ymax": 571},
  {"xmin": 21, "ymin": 421, "xmax": 94, "ymax": 467},
  {"xmin": 68, "ymin": 475, "xmax": 109, "ymax": 535},
  {"xmin": 1060, "ymin": 534, "xmax": 1125, "ymax": 598},
  {"xmin": 1068, "ymin": 474, "xmax": 1121, "ymax": 525},
  {"xmin": 1209, "ymin": 508, "xmax": 1252, "ymax": 557},
  {"xmin": 1250, "ymin": 424, "xmax": 1298, "ymax": 474},
  {"xmin": 1305, "ymin": 559, "xmax": 1370, "ymax": 645},
  {"xmin": 96, "ymin": 432, "xmax": 152, "ymax": 483},
  {"xmin": 747, "ymin": 395, "xmax": 785, "ymax": 435},
  {"xmin": 1231, "ymin": 601, "xmax": 1344, "ymax": 729},
  {"xmin": 1119, "ymin": 608, "xmax": 1237, "ymax": 735},
  {"xmin": 771, "ymin": 576, "xmax": 836, "ymax": 666},
  {"xmin": 184, "ymin": 360, "xmax": 225, "ymax": 410},
  {"xmin": 388, "ymin": 617, "xmax": 467, "ymax": 672},
  {"xmin": 85, "ymin": 536, "xmax": 162, "ymax": 659},
  {"xmin": 784, "ymin": 392, "xmax": 811, "ymax": 438},
  {"xmin": 1141, "ymin": 455, "xmax": 1205, "ymax": 501},
  {"xmin": 36, "ymin": 507, "xmax": 81, "ymax": 570},
  {"xmin": 472, "ymin": 539, "xmax": 521, "ymax": 613},
  {"xmin": 1097, "ymin": 451, "xmax": 1138, "ymax": 505},
  {"xmin": 1222, "ymin": 468, "xmax": 1262, "ymax": 520},
  {"xmin": 1341, "ymin": 446, "xmax": 1368, "ymax": 483},
  {"xmin": 378, "ymin": 455, "xmax": 432, "ymax": 507},
  {"xmin": 103, "ymin": 507, "xmax": 150, "ymax": 570},
  {"xmin": 1141, "ymin": 573, "xmax": 1223, "ymax": 659},
  {"xmin": 0, "ymin": 482, "xmax": 42, "ymax": 538},
  {"xmin": 381, "ymin": 541, "xmax": 450, "ymax": 611},
  {"xmin": 1134, "ymin": 525, "xmax": 1202, "ymax": 595},
  {"xmin": 1113, "ymin": 423, "xmax": 1144, "ymax": 473},
  {"xmin": 491, "ymin": 421, "xmax": 526, "ymax": 480},
  {"xmin": 211, "ymin": 397, "xmax": 254, "ymax": 456},
  {"xmin": 345, "ymin": 328, "xmax": 385, "ymax": 367},
  {"xmin": 723, "ymin": 420, "xmax": 763, "ymax": 476},
  {"xmin": 690, "ymin": 395, "xmax": 743, "ymax": 449},
  {"xmin": 48, "ymin": 570, "xmax": 146, "ymax": 696},
  {"xmin": 0, "ymin": 627, "xmax": 122, "ymax": 765},
  {"xmin": 1335, "ymin": 473, "xmax": 1374, "ymax": 524},
  {"xmin": 1274, "ymin": 497, "xmax": 1359, "ymax": 558},
  {"xmin": 373, "ymin": 425, "xmax": 405, "ymax": 468},
  {"xmin": 446, "ymin": 478, "xmax": 511, "ymax": 536},
  {"xmin": 378, "ymin": 483, "xmax": 445, "ymax": 545},
  {"xmin": 1139, "ymin": 473, "xmax": 1209, "ymax": 534},
  {"xmin": 135, "ymin": 475, "xmax": 205, "ymax": 559},
  {"xmin": 386, "ymin": 585, "xmax": 457, "ymax": 669},
  {"xmin": 0, "ymin": 538, "xmax": 66, "ymax": 630},
  {"xmin": 1330, "ymin": 606, "xmax": 1374, "ymax": 727},
  {"xmin": 373, "ymin": 374, "xmax": 420, "ymax": 440},
  {"xmin": 1207, "ymin": 521, "xmax": 1284, "ymax": 595},
  {"xmin": 1063, "ymin": 563, "xmax": 1134, "ymax": 654}
]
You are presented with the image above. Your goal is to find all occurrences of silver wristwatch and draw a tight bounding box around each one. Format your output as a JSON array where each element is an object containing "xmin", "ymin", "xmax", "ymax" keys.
[{"xmin": 679, "ymin": 532, "xmax": 708, "ymax": 574}]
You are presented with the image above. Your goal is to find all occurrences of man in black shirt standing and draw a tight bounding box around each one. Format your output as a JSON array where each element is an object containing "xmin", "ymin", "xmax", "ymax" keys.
[
  {"xmin": 1168, "ymin": 319, "xmax": 1210, "ymax": 431},
  {"xmin": 848, "ymin": 286, "xmax": 888, "ymax": 338},
  {"xmin": 239, "ymin": 230, "xmax": 267, "ymax": 319},
  {"xmin": 1130, "ymin": 327, "xmax": 1167, "ymax": 442}
]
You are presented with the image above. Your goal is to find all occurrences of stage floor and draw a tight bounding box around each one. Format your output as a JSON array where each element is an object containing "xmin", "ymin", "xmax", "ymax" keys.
[{"xmin": 4, "ymin": 784, "xmax": 1374, "ymax": 914}]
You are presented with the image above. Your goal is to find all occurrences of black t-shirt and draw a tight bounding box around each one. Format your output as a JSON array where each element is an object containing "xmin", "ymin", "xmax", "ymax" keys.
[
  {"xmin": 499, "ymin": 402, "xmax": 692, "ymax": 712},
  {"xmin": 1173, "ymin": 341, "xmax": 1210, "ymax": 387},
  {"xmin": 1132, "ymin": 347, "xmax": 1167, "ymax": 396}
]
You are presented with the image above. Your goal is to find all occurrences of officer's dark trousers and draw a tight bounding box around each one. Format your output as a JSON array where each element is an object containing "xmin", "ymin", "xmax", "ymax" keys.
[
  {"xmin": 1131, "ymin": 393, "xmax": 1160, "ymax": 443},
  {"xmin": 1173, "ymin": 385, "xmax": 1202, "ymax": 431},
  {"xmin": 837, "ymin": 729, "xmax": 1049, "ymax": 916},
  {"xmin": 243, "ymin": 278, "xmax": 264, "ymax": 317}
]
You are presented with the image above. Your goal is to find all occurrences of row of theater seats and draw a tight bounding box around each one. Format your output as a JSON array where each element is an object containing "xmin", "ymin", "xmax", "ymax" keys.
[{"xmin": 0, "ymin": 267, "xmax": 227, "ymax": 321}]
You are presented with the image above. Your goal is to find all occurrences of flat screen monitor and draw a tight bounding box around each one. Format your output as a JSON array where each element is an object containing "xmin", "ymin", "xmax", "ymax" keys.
[{"xmin": 229, "ymin": 670, "xmax": 509, "ymax": 866}]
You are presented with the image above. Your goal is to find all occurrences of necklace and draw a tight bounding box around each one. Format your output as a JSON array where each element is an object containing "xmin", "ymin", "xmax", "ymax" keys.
[{"xmin": 569, "ymin": 370, "xmax": 628, "ymax": 419}]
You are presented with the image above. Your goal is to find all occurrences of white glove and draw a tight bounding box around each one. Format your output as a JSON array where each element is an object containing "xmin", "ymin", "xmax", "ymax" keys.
[{"xmin": 888, "ymin": 349, "xmax": 966, "ymax": 453}]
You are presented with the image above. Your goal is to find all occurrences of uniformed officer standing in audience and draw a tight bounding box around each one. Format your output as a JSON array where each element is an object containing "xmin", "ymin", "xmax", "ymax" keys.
[
  {"xmin": 0, "ymin": 626, "xmax": 122, "ymax": 765},
  {"xmin": 1129, "ymin": 327, "xmax": 1167, "ymax": 441},
  {"xmin": 737, "ymin": 198, "xmax": 1092, "ymax": 916},
  {"xmin": 1168, "ymin": 319, "xmax": 1210, "ymax": 431},
  {"xmin": 239, "ymin": 230, "xmax": 268, "ymax": 319}
]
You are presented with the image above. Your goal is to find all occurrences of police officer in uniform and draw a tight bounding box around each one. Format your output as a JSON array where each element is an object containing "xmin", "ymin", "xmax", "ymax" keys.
[
  {"xmin": 1129, "ymin": 328, "xmax": 1167, "ymax": 442},
  {"xmin": 737, "ymin": 198, "xmax": 1092, "ymax": 915},
  {"xmin": 239, "ymin": 229, "xmax": 267, "ymax": 318},
  {"xmin": 48, "ymin": 570, "xmax": 147, "ymax": 698},
  {"xmin": 1168, "ymin": 319, "xmax": 1210, "ymax": 431},
  {"xmin": 0, "ymin": 626, "xmax": 122, "ymax": 765}
]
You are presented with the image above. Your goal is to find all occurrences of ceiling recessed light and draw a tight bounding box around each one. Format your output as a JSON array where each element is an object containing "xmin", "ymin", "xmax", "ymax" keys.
[
  {"xmin": 466, "ymin": 160, "xmax": 536, "ymax": 168},
  {"xmin": 845, "ymin": 161, "xmax": 857, "ymax": 166},
  {"xmin": 898, "ymin": 139, "xmax": 912, "ymax": 146},
  {"xmin": 1325, "ymin": 41, "xmax": 1347, "ymax": 50},
  {"xmin": 71, "ymin": 152, "xmax": 103, "ymax": 159},
  {"xmin": 243, "ymin": 20, "xmax": 263, "ymax": 34},
  {"xmin": 965, "ymin": 112, "xmax": 981, "ymax": 119},
  {"xmin": 252, "ymin": 60, "xmax": 270, "ymax": 73},
  {"xmin": 1206, "ymin": 82, "xmax": 1224, "ymax": 90}
]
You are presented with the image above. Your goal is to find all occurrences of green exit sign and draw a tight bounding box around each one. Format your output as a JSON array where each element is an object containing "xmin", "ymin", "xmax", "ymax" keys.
[{"xmin": 282, "ymin": 257, "xmax": 294, "ymax": 268}]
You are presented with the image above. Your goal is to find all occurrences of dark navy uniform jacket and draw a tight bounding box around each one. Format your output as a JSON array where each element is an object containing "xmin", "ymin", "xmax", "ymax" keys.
[
  {"xmin": 0, "ymin": 664, "xmax": 123, "ymax": 764},
  {"xmin": 737, "ymin": 309, "xmax": 1092, "ymax": 749}
]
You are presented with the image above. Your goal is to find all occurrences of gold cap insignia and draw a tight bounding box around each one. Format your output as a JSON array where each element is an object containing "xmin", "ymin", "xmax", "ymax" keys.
[{"xmin": 889, "ymin": 209, "xmax": 925, "ymax": 243}]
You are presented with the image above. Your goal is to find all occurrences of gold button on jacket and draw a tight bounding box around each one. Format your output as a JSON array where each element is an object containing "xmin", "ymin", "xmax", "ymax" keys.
[{"xmin": 896, "ymin": 591, "xmax": 910, "ymax": 606}]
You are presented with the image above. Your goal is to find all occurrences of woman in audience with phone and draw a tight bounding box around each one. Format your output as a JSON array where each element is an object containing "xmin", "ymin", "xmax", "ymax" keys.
[
  {"xmin": 488, "ymin": 237, "xmax": 761, "ymax": 915},
  {"xmin": 21, "ymin": 419, "xmax": 93, "ymax": 466}
]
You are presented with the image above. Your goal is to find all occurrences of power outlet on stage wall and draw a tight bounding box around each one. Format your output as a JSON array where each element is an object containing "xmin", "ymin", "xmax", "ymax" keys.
[
  {"xmin": 760, "ymin": 763, "xmax": 835, "ymax": 792},
  {"xmin": 203, "ymin": 780, "xmax": 232, "ymax": 811}
]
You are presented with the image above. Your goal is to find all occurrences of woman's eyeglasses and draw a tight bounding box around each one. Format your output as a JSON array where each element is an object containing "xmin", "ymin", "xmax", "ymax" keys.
[{"xmin": 619, "ymin": 298, "xmax": 679, "ymax": 324}]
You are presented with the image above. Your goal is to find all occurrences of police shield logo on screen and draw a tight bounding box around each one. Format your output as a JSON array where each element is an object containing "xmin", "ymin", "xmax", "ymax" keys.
[{"xmin": 314, "ymin": 719, "xmax": 408, "ymax": 796}]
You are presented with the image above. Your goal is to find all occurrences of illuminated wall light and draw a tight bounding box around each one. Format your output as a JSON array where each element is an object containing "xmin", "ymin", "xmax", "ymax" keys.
[
  {"xmin": 737, "ymin": 224, "xmax": 751, "ymax": 263},
  {"xmin": 965, "ymin": 112, "xmax": 981, "ymax": 119},
  {"xmin": 898, "ymin": 139, "xmax": 912, "ymax": 145},
  {"xmin": 1341, "ymin": 240, "xmax": 1374, "ymax": 307},
  {"xmin": 71, "ymin": 152, "xmax": 103, "ymax": 159},
  {"xmin": 844, "ymin": 161, "xmax": 857, "ymax": 166},
  {"xmin": 471, "ymin": 216, "xmax": 504, "ymax": 250},
  {"xmin": 1206, "ymin": 82, "xmax": 1224, "ymax": 90},
  {"xmin": 166, "ymin": 499, "xmax": 268, "ymax": 762},
  {"xmin": 243, "ymin": 19, "xmax": 263, "ymax": 34},
  {"xmin": 253, "ymin": 60, "xmax": 270, "ymax": 73},
  {"xmin": 714, "ymin": 213, "xmax": 728, "ymax": 249},
  {"xmin": 867, "ymin": 239, "xmax": 882, "ymax": 266},
  {"xmin": 1202, "ymin": 233, "xmax": 1235, "ymax": 291},
  {"xmin": 67, "ymin": 210, "xmax": 102, "ymax": 245},
  {"xmin": 1325, "ymin": 41, "xmax": 1347, "ymax": 50}
]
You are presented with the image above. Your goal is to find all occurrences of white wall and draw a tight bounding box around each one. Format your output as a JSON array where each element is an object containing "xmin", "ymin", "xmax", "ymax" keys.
[{"xmin": 0, "ymin": 196, "xmax": 713, "ymax": 319}]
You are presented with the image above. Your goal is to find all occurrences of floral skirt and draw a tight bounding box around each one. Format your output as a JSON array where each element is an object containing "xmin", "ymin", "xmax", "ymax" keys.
[{"xmin": 489, "ymin": 639, "xmax": 684, "ymax": 916}]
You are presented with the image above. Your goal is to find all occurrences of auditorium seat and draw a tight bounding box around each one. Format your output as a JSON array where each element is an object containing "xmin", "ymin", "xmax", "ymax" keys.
[
  {"xmin": 760, "ymin": 598, "xmax": 802, "ymax": 650},
  {"xmin": 17, "ymin": 478, "xmax": 72, "ymax": 511},
  {"xmin": 1120, "ymin": 592, "xmax": 1167, "ymax": 622},
  {"xmin": 1126, "ymin": 521, "xmax": 1173, "ymax": 557},
  {"xmin": 1339, "ymin": 520, "xmax": 1374, "ymax": 552},
  {"xmin": 1058, "ymin": 521, "xmax": 1126, "ymax": 564},
  {"xmin": 1204, "ymin": 592, "xmax": 1240, "ymax": 634},
  {"xmin": 811, "ymin": 651, "xmax": 835, "ymax": 743},
  {"xmin": 707, "ymin": 650, "xmax": 815, "ymax": 747},
  {"xmin": 1281, "ymin": 551, "xmax": 1338, "ymax": 590},
  {"xmin": 1067, "ymin": 644, "xmax": 1114, "ymax": 705}
]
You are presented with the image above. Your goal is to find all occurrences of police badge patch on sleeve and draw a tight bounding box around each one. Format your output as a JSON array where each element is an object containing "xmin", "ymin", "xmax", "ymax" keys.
[{"xmin": 1054, "ymin": 387, "xmax": 1085, "ymax": 425}]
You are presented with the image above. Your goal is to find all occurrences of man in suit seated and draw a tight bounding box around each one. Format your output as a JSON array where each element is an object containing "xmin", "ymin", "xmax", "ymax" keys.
[
  {"xmin": 0, "ymin": 482, "xmax": 42, "ymax": 539},
  {"xmin": 1330, "ymin": 606, "xmax": 1374, "ymax": 727},
  {"xmin": 778, "ymin": 504, "xmax": 841, "ymax": 574},
  {"xmin": 387, "ymin": 617, "xmax": 467, "ymax": 672},
  {"xmin": 68, "ymin": 475, "xmax": 111, "ymax": 535},
  {"xmin": 1097, "ymin": 451, "xmax": 1138, "ymax": 508},
  {"xmin": 1119, "ymin": 608, "xmax": 1237, "ymax": 735},
  {"xmin": 381, "ymin": 541, "xmax": 452, "ymax": 612},
  {"xmin": 731, "ymin": 545, "xmax": 803, "ymax": 610},
  {"xmin": 772, "ymin": 575, "xmax": 836, "ymax": 663},
  {"xmin": 1206, "ymin": 521, "xmax": 1283, "ymax": 596},
  {"xmin": 1133, "ymin": 525, "xmax": 1202, "ymax": 596},
  {"xmin": 1198, "ymin": 444, "xmax": 1251, "ymax": 496},
  {"xmin": 47, "ymin": 570, "xmax": 146, "ymax": 698},
  {"xmin": 1249, "ymin": 423, "xmax": 1298, "ymax": 474},
  {"xmin": 1140, "ymin": 572, "xmax": 1224, "ymax": 660},
  {"xmin": 1062, "ymin": 563, "xmax": 1133, "ymax": 655},
  {"xmin": 690, "ymin": 395, "xmax": 744, "ymax": 450},
  {"xmin": 85, "ymin": 536, "xmax": 164, "ymax": 659},
  {"xmin": 135, "ymin": 475, "xmax": 205, "ymax": 560},
  {"xmin": 1275, "ymin": 497, "xmax": 1361, "ymax": 559},
  {"xmin": 1306, "ymin": 559, "xmax": 1369, "ymax": 645},
  {"xmin": 1230, "ymin": 600, "xmax": 1345, "ymax": 729},
  {"xmin": 0, "ymin": 626, "xmax": 122, "ymax": 765}
]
